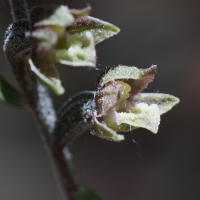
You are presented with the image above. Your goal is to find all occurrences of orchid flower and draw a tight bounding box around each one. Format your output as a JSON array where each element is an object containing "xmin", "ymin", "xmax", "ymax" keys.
[
  {"xmin": 26, "ymin": 5, "xmax": 120, "ymax": 95},
  {"xmin": 91, "ymin": 65, "xmax": 179, "ymax": 141}
]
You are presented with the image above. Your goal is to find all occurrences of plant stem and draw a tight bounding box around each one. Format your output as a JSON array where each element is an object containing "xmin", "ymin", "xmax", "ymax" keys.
[
  {"xmin": 52, "ymin": 146, "xmax": 78, "ymax": 198},
  {"xmin": 32, "ymin": 78, "xmax": 78, "ymax": 200},
  {"xmin": 7, "ymin": 1, "xmax": 78, "ymax": 199},
  {"xmin": 9, "ymin": 0, "xmax": 28, "ymax": 21}
]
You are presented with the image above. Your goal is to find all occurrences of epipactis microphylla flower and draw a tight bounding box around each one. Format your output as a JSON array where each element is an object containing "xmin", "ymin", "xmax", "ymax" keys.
[
  {"xmin": 91, "ymin": 65, "xmax": 179, "ymax": 142},
  {"xmin": 26, "ymin": 4, "xmax": 120, "ymax": 95}
]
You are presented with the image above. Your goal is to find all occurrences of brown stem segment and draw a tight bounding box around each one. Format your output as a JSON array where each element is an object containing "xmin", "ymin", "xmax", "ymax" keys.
[
  {"xmin": 31, "ymin": 78, "xmax": 78, "ymax": 199},
  {"xmin": 6, "ymin": 1, "xmax": 78, "ymax": 199},
  {"xmin": 9, "ymin": 0, "xmax": 28, "ymax": 21},
  {"xmin": 52, "ymin": 146, "xmax": 78, "ymax": 200}
]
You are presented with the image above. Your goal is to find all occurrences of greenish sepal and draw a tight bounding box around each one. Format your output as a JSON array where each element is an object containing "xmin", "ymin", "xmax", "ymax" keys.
[
  {"xmin": 98, "ymin": 66, "xmax": 144, "ymax": 86},
  {"xmin": 28, "ymin": 58, "xmax": 64, "ymax": 95},
  {"xmin": 91, "ymin": 115, "xmax": 124, "ymax": 142},
  {"xmin": 67, "ymin": 16, "xmax": 120, "ymax": 44},
  {"xmin": 0, "ymin": 74, "xmax": 26, "ymax": 107},
  {"xmin": 72, "ymin": 186, "xmax": 102, "ymax": 200},
  {"xmin": 32, "ymin": 5, "xmax": 74, "ymax": 29},
  {"xmin": 131, "ymin": 93, "xmax": 180, "ymax": 115},
  {"xmin": 98, "ymin": 65, "xmax": 156, "ymax": 98}
]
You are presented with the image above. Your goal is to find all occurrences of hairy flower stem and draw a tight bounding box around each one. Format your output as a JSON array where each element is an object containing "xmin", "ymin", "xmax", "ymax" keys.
[
  {"xmin": 51, "ymin": 91, "xmax": 96, "ymax": 198},
  {"xmin": 7, "ymin": 1, "xmax": 78, "ymax": 199},
  {"xmin": 31, "ymin": 76, "xmax": 78, "ymax": 200}
]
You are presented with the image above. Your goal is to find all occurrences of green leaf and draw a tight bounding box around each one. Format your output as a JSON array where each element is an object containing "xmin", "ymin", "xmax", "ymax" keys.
[
  {"xmin": 46, "ymin": 32, "xmax": 96, "ymax": 67},
  {"xmin": 67, "ymin": 16, "xmax": 120, "ymax": 44},
  {"xmin": 118, "ymin": 103, "xmax": 160, "ymax": 133},
  {"xmin": 91, "ymin": 116, "xmax": 124, "ymax": 141},
  {"xmin": 28, "ymin": 58, "xmax": 65, "ymax": 95},
  {"xmin": 72, "ymin": 187, "xmax": 102, "ymax": 200},
  {"xmin": 131, "ymin": 93, "xmax": 180, "ymax": 115},
  {"xmin": 0, "ymin": 74, "xmax": 26, "ymax": 107}
]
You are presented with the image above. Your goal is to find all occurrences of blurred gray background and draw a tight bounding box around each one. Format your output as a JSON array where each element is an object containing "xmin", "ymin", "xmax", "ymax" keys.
[{"xmin": 0, "ymin": 0, "xmax": 200, "ymax": 199}]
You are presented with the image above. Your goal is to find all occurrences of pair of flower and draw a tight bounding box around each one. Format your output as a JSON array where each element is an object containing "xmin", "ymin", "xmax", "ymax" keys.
[{"xmin": 27, "ymin": 4, "xmax": 179, "ymax": 141}]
